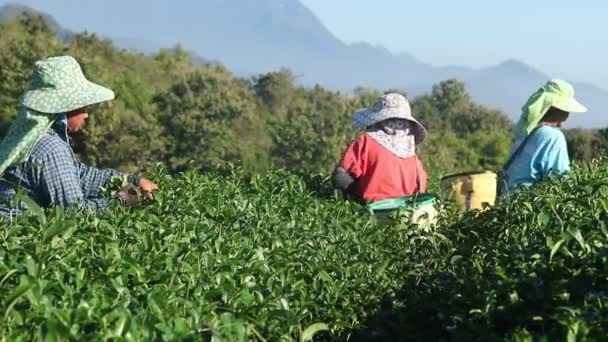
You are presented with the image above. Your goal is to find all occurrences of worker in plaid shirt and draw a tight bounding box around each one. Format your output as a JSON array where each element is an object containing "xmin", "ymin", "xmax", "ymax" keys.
[{"xmin": 0, "ymin": 56, "xmax": 159, "ymax": 224}]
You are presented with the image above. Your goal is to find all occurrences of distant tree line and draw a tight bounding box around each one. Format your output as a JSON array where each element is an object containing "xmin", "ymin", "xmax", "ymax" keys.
[{"xmin": 0, "ymin": 15, "xmax": 605, "ymax": 178}]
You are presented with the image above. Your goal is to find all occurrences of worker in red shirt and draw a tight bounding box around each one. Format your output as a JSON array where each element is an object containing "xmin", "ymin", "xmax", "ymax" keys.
[{"xmin": 333, "ymin": 93, "xmax": 428, "ymax": 203}]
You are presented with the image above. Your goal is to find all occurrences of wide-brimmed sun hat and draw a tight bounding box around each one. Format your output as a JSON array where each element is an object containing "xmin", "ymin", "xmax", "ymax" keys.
[
  {"xmin": 351, "ymin": 93, "xmax": 427, "ymax": 144},
  {"xmin": 20, "ymin": 56, "xmax": 115, "ymax": 114},
  {"xmin": 0, "ymin": 56, "xmax": 115, "ymax": 176}
]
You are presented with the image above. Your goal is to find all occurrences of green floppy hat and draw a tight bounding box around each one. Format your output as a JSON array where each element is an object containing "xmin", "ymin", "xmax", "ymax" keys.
[
  {"xmin": 515, "ymin": 79, "xmax": 587, "ymax": 139},
  {"xmin": 20, "ymin": 56, "xmax": 115, "ymax": 114},
  {"xmin": 544, "ymin": 79, "xmax": 587, "ymax": 113}
]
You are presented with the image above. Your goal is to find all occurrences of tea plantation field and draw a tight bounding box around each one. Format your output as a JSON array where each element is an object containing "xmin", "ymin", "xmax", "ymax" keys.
[{"xmin": 1, "ymin": 161, "xmax": 608, "ymax": 341}]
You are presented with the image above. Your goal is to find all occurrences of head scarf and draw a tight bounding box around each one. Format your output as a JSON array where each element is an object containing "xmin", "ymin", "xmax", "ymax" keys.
[
  {"xmin": 0, "ymin": 108, "xmax": 55, "ymax": 176},
  {"xmin": 367, "ymin": 118, "xmax": 416, "ymax": 158}
]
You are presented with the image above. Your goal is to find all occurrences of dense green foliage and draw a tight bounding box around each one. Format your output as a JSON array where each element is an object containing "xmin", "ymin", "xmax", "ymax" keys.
[
  {"xmin": 0, "ymin": 166, "xmax": 435, "ymax": 340},
  {"xmin": 565, "ymin": 128, "xmax": 608, "ymax": 161},
  {"xmin": 356, "ymin": 159, "xmax": 608, "ymax": 341},
  {"xmin": 1, "ymin": 161, "xmax": 608, "ymax": 340}
]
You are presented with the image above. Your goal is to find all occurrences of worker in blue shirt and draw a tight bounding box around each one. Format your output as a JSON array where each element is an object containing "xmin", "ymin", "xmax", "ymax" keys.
[{"xmin": 501, "ymin": 79, "xmax": 587, "ymax": 194}]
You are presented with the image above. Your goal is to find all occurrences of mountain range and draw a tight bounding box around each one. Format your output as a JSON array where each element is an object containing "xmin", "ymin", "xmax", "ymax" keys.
[{"xmin": 1, "ymin": 0, "xmax": 606, "ymax": 128}]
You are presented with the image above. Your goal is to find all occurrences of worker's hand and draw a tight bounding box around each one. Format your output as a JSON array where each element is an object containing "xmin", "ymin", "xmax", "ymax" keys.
[
  {"xmin": 138, "ymin": 178, "xmax": 159, "ymax": 200},
  {"xmin": 115, "ymin": 186, "xmax": 140, "ymax": 208}
]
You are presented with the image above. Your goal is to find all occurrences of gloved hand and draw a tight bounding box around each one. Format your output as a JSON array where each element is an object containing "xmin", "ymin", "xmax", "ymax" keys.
[
  {"xmin": 115, "ymin": 186, "xmax": 140, "ymax": 208},
  {"xmin": 332, "ymin": 167, "xmax": 363, "ymax": 204},
  {"xmin": 138, "ymin": 177, "xmax": 159, "ymax": 200}
]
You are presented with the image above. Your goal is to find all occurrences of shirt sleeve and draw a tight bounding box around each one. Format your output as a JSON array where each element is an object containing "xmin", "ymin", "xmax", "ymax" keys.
[
  {"xmin": 78, "ymin": 162, "xmax": 140, "ymax": 198},
  {"xmin": 339, "ymin": 136, "xmax": 367, "ymax": 178},
  {"xmin": 37, "ymin": 147, "xmax": 114, "ymax": 211}
]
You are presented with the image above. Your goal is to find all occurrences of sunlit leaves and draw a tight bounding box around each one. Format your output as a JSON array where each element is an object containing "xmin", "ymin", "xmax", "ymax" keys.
[{"xmin": 0, "ymin": 167, "xmax": 432, "ymax": 340}]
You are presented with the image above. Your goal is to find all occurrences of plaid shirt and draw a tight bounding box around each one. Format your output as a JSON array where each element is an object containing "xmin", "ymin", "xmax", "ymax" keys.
[{"xmin": 0, "ymin": 123, "xmax": 139, "ymax": 223}]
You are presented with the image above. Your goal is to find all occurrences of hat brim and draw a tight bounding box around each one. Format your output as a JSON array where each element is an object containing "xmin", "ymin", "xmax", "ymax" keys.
[
  {"xmin": 351, "ymin": 108, "xmax": 374, "ymax": 128},
  {"xmin": 352, "ymin": 108, "xmax": 427, "ymax": 144},
  {"xmin": 352, "ymin": 107, "xmax": 423, "ymax": 127},
  {"xmin": 552, "ymin": 97, "xmax": 587, "ymax": 113},
  {"xmin": 21, "ymin": 80, "xmax": 115, "ymax": 114}
]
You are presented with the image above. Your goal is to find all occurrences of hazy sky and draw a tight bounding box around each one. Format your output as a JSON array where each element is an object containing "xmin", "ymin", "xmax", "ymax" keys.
[
  {"xmin": 2, "ymin": 0, "xmax": 606, "ymax": 88},
  {"xmin": 300, "ymin": 0, "xmax": 608, "ymax": 88}
]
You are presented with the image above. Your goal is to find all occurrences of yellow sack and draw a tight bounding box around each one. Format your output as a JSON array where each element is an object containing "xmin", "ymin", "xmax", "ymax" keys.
[{"xmin": 441, "ymin": 171, "xmax": 497, "ymax": 211}]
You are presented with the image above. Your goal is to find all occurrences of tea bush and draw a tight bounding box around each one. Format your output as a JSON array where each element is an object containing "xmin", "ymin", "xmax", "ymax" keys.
[
  {"xmin": 1, "ymin": 160, "xmax": 608, "ymax": 341},
  {"xmin": 358, "ymin": 159, "xmax": 608, "ymax": 340},
  {"xmin": 0, "ymin": 167, "xmax": 448, "ymax": 340}
]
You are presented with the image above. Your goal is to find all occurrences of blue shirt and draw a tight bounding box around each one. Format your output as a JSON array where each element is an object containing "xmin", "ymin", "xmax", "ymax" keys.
[
  {"xmin": 0, "ymin": 123, "xmax": 139, "ymax": 224},
  {"xmin": 502, "ymin": 125, "xmax": 570, "ymax": 193}
]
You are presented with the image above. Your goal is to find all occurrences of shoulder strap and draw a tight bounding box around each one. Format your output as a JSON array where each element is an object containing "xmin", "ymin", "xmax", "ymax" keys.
[{"xmin": 502, "ymin": 125, "xmax": 543, "ymax": 175}]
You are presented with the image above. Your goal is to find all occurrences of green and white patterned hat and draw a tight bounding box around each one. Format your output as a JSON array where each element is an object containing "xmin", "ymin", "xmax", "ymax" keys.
[{"xmin": 20, "ymin": 56, "xmax": 115, "ymax": 114}]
